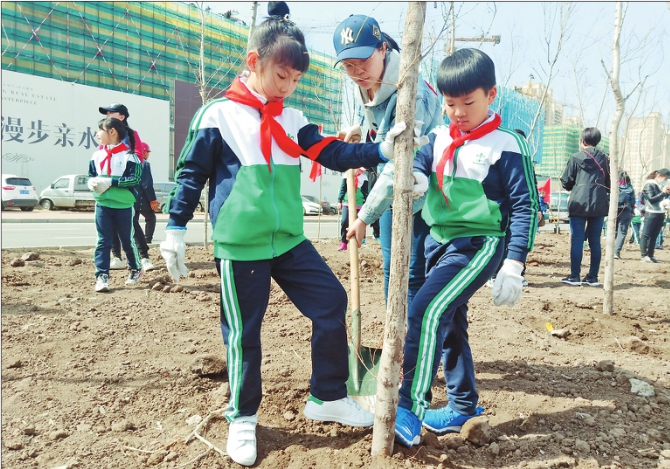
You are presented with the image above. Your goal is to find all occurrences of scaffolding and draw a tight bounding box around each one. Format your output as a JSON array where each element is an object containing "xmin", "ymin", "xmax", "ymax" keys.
[{"xmin": 1, "ymin": 1, "xmax": 343, "ymax": 133}]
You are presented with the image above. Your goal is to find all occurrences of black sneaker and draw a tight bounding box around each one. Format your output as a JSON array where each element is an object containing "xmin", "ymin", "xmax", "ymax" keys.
[
  {"xmin": 649, "ymin": 256, "xmax": 660, "ymax": 263},
  {"xmin": 561, "ymin": 275, "xmax": 582, "ymax": 286},
  {"xmin": 582, "ymin": 276, "xmax": 600, "ymax": 287}
]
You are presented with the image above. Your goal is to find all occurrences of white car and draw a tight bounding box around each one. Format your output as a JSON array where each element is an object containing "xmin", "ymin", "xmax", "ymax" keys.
[
  {"xmin": 1, "ymin": 174, "xmax": 38, "ymax": 211},
  {"xmin": 302, "ymin": 196, "xmax": 323, "ymax": 216}
]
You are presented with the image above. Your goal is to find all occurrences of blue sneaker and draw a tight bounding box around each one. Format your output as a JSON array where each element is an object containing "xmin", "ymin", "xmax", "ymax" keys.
[
  {"xmin": 422, "ymin": 405, "xmax": 484, "ymax": 435},
  {"xmin": 394, "ymin": 407, "xmax": 422, "ymax": 447}
]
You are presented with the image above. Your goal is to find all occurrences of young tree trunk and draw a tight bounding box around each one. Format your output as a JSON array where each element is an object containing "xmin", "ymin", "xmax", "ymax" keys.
[
  {"xmin": 370, "ymin": 1, "xmax": 426, "ymax": 457},
  {"xmin": 603, "ymin": 2, "xmax": 625, "ymax": 316}
]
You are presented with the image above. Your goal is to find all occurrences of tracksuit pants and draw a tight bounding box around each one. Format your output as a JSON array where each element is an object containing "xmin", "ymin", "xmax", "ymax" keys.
[
  {"xmin": 112, "ymin": 208, "xmax": 151, "ymax": 259},
  {"xmin": 398, "ymin": 235, "xmax": 504, "ymax": 420},
  {"xmin": 94, "ymin": 204, "xmax": 141, "ymax": 276},
  {"xmin": 217, "ymin": 240, "xmax": 349, "ymax": 421}
]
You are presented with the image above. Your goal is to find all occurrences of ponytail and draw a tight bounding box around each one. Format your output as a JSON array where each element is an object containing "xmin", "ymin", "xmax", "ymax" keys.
[{"xmin": 381, "ymin": 32, "xmax": 400, "ymax": 52}]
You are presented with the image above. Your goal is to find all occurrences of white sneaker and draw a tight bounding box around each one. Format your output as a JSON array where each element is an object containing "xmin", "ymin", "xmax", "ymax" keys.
[
  {"xmin": 95, "ymin": 274, "xmax": 110, "ymax": 292},
  {"xmin": 303, "ymin": 395, "xmax": 374, "ymax": 427},
  {"xmin": 522, "ymin": 277, "xmax": 529, "ymax": 287},
  {"xmin": 110, "ymin": 257, "xmax": 125, "ymax": 270},
  {"xmin": 226, "ymin": 414, "xmax": 257, "ymax": 467},
  {"xmin": 140, "ymin": 258, "xmax": 155, "ymax": 271},
  {"xmin": 485, "ymin": 277, "xmax": 495, "ymax": 288}
]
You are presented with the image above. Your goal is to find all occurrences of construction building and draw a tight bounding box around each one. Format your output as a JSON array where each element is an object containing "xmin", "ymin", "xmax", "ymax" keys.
[
  {"xmin": 623, "ymin": 112, "xmax": 668, "ymax": 189},
  {"xmin": 1, "ymin": 1, "xmax": 343, "ymax": 197}
]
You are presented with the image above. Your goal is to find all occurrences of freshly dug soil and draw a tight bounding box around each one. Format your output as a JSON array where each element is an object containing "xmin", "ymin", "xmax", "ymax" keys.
[{"xmin": 2, "ymin": 232, "xmax": 669, "ymax": 468}]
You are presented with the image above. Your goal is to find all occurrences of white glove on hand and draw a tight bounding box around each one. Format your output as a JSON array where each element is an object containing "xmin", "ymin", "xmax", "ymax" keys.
[
  {"xmin": 412, "ymin": 171, "xmax": 429, "ymax": 199},
  {"xmin": 160, "ymin": 229, "xmax": 188, "ymax": 282},
  {"xmin": 339, "ymin": 124, "xmax": 362, "ymax": 143},
  {"xmin": 87, "ymin": 177, "xmax": 99, "ymax": 191},
  {"xmin": 491, "ymin": 259, "xmax": 525, "ymax": 307},
  {"xmin": 379, "ymin": 121, "xmax": 407, "ymax": 160},
  {"xmin": 92, "ymin": 177, "xmax": 111, "ymax": 194},
  {"xmin": 413, "ymin": 120, "xmax": 430, "ymax": 147}
]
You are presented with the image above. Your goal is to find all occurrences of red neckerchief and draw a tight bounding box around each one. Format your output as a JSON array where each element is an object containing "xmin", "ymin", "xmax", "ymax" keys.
[
  {"xmin": 100, "ymin": 142, "xmax": 129, "ymax": 177},
  {"xmin": 435, "ymin": 113, "xmax": 502, "ymax": 205},
  {"xmin": 225, "ymin": 77, "xmax": 337, "ymax": 172}
]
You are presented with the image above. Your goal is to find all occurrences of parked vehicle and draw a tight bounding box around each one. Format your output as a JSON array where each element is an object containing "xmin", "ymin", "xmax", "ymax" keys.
[
  {"xmin": 301, "ymin": 196, "xmax": 323, "ymax": 215},
  {"xmin": 38, "ymin": 175, "xmax": 95, "ymax": 210},
  {"xmin": 1, "ymin": 174, "xmax": 39, "ymax": 211},
  {"xmin": 302, "ymin": 195, "xmax": 336, "ymax": 215},
  {"xmin": 548, "ymin": 192, "xmax": 570, "ymax": 222},
  {"xmin": 154, "ymin": 182, "xmax": 205, "ymax": 212}
]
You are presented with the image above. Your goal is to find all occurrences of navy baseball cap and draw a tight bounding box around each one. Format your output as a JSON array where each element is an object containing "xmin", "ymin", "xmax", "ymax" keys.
[
  {"xmin": 658, "ymin": 168, "xmax": 670, "ymax": 178},
  {"xmin": 333, "ymin": 15, "xmax": 384, "ymax": 65},
  {"xmin": 99, "ymin": 103, "xmax": 129, "ymax": 118}
]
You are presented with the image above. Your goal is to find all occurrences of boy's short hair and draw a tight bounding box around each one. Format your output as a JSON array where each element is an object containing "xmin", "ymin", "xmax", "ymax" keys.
[
  {"xmin": 581, "ymin": 127, "xmax": 601, "ymax": 147},
  {"xmin": 436, "ymin": 48, "xmax": 496, "ymax": 97}
]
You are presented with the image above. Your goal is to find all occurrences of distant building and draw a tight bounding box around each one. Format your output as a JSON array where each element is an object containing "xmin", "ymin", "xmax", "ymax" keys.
[
  {"xmin": 536, "ymin": 125, "xmax": 609, "ymax": 180},
  {"xmin": 624, "ymin": 113, "xmax": 666, "ymax": 188},
  {"xmin": 562, "ymin": 115, "xmax": 584, "ymax": 128},
  {"xmin": 514, "ymin": 79, "xmax": 563, "ymax": 126}
]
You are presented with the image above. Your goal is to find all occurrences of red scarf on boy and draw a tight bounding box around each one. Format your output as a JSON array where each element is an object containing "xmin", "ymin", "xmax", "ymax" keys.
[
  {"xmin": 224, "ymin": 77, "xmax": 337, "ymax": 175},
  {"xmin": 100, "ymin": 142, "xmax": 129, "ymax": 177},
  {"xmin": 435, "ymin": 113, "xmax": 502, "ymax": 205}
]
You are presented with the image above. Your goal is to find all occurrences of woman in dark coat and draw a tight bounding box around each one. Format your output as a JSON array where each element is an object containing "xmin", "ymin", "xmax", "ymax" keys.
[{"xmin": 559, "ymin": 127, "xmax": 610, "ymax": 286}]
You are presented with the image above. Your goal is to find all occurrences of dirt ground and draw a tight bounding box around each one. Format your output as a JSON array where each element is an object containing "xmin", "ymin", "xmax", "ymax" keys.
[{"xmin": 2, "ymin": 230, "xmax": 670, "ymax": 469}]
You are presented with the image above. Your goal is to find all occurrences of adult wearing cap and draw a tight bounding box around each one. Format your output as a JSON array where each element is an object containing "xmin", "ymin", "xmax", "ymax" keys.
[
  {"xmin": 99, "ymin": 103, "xmax": 143, "ymax": 159},
  {"xmin": 333, "ymin": 14, "xmax": 442, "ymax": 308},
  {"xmin": 100, "ymin": 103, "xmax": 145, "ymax": 270},
  {"xmin": 639, "ymin": 168, "xmax": 670, "ymax": 263}
]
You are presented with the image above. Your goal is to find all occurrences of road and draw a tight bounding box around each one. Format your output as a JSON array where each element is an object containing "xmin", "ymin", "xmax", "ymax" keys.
[
  {"xmin": 1, "ymin": 210, "xmax": 565, "ymax": 249},
  {"xmin": 0, "ymin": 213, "xmax": 346, "ymax": 249}
]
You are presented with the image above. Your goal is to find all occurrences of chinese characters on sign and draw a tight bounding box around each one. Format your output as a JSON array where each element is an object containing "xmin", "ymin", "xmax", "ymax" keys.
[{"xmin": 1, "ymin": 116, "xmax": 98, "ymax": 149}]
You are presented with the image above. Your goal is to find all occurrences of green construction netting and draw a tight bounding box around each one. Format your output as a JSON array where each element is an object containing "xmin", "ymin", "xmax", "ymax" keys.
[{"xmin": 1, "ymin": 1, "xmax": 343, "ymax": 133}]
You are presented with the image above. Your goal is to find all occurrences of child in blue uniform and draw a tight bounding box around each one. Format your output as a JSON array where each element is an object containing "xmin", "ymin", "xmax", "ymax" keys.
[
  {"xmin": 158, "ymin": 3, "xmax": 408, "ymax": 466},
  {"xmin": 392, "ymin": 48, "xmax": 538, "ymax": 446},
  {"xmin": 88, "ymin": 117, "xmax": 142, "ymax": 292}
]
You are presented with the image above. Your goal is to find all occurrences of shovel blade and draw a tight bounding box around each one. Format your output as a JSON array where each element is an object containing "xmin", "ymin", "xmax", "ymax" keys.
[{"xmin": 346, "ymin": 344, "xmax": 381, "ymax": 396}]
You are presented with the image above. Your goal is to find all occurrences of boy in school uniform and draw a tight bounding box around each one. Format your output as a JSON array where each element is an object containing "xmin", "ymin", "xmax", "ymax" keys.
[{"xmin": 391, "ymin": 48, "xmax": 539, "ymax": 446}]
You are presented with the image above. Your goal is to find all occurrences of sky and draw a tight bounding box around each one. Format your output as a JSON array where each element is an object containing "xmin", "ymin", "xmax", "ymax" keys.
[{"xmin": 204, "ymin": 2, "xmax": 670, "ymax": 133}]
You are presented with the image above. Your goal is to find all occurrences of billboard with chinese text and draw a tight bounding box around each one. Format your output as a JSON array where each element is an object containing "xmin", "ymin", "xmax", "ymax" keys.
[{"xmin": 1, "ymin": 70, "xmax": 170, "ymax": 194}]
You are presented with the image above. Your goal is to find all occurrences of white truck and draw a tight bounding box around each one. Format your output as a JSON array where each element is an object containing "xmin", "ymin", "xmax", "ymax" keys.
[{"xmin": 39, "ymin": 174, "xmax": 95, "ymax": 210}]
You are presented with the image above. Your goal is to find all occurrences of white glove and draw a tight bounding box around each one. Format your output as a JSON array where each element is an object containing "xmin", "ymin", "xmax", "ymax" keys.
[
  {"xmin": 90, "ymin": 177, "xmax": 111, "ymax": 194},
  {"xmin": 87, "ymin": 178, "xmax": 98, "ymax": 191},
  {"xmin": 379, "ymin": 121, "xmax": 407, "ymax": 160},
  {"xmin": 160, "ymin": 229, "xmax": 188, "ymax": 282},
  {"xmin": 412, "ymin": 171, "xmax": 429, "ymax": 199},
  {"xmin": 339, "ymin": 124, "xmax": 362, "ymax": 143},
  {"xmin": 413, "ymin": 121, "xmax": 430, "ymax": 147},
  {"xmin": 491, "ymin": 259, "xmax": 524, "ymax": 307}
]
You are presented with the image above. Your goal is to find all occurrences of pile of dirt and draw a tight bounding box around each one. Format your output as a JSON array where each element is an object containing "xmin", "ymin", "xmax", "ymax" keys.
[{"xmin": 2, "ymin": 232, "xmax": 669, "ymax": 468}]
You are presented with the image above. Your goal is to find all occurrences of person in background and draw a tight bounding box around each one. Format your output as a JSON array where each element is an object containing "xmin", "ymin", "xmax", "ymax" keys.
[
  {"xmin": 136, "ymin": 142, "xmax": 159, "ymax": 245},
  {"xmin": 629, "ymin": 191, "xmax": 644, "ymax": 246},
  {"xmin": 99, "ymin": 103, "xmax": 145, "ymax": 270},
  {"xmin": 129, "ymin": 142, "xmax": 158, "ymax": 271},
  {"xmin": 639, "ymin": 168, "xmax": 670, "ymax": 262},
  {"xmin": 336, "ymin": 167, "xmax": 368, "ymax": 251},
  {"xmin": 88, "ymin": 117, "xmax": 142, "ymax": 292},
  {"xmin": 559, "ymin": 127, "xmax": 610, "ymax": 287},
  {"xmin": 614, "ymin": 171, "xmax": 636, "ymax": 259}
]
